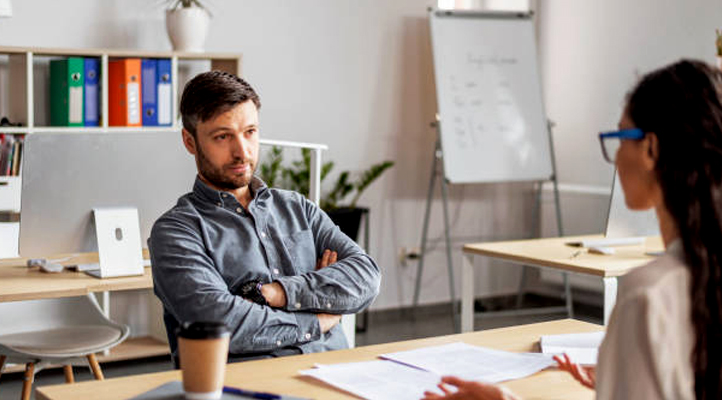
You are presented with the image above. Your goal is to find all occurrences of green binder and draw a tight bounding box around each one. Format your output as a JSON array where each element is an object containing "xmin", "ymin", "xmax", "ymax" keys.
[{"xmin": 50, "ymin": 57, "xmax": 84, "ymax": 126}]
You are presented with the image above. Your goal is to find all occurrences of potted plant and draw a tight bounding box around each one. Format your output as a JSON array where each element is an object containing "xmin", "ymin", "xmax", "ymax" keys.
[
  {"xmin": 259, "ymin": 147, "xmax": 394, "ymax": 241},
  {"xmin": 165, "ymin": 0, "xmax": 211, "ymax": 52}
]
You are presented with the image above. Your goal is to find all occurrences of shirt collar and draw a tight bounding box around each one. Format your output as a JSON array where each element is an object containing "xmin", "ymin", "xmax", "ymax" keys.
[{"xmin": 192, "ymin": 175, "xmax": 268, "ymax": 208}]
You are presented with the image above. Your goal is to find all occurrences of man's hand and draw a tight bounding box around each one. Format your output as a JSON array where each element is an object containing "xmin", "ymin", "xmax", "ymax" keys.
[
  {"xmin": 261, "ymin": 249, "xmax": 337, "ymax": 308},
  {"xmin": 260, "ymin": 282, "xmax": 287, "ymax": 308},
  {"xmin": 316, "ymin": 313, "xmax": 341, "ymax": 333},
  {"xmin": 316, "ymin": 249, "xmax": 338, "ymax": 270}
]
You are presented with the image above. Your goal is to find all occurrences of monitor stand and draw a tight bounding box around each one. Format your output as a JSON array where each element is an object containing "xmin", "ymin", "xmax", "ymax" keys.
[{"xmin": 87, "ymin": 207, "xmax": 145, "ymax": 279}]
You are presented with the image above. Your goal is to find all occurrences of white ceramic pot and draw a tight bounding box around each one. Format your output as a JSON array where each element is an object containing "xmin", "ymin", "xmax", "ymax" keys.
[{"xmin": 165, "ymin": 7, "xmax": 210, "ymax": 52}]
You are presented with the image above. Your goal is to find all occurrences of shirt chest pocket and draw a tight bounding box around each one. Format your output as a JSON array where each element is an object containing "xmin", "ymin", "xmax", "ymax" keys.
[{"xmin": 281, "ymin": 229, "xmax": 316, "ymax": 272}]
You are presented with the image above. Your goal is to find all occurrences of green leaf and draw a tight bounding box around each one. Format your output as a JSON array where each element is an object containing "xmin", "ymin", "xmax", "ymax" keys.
[{"xmin": 349, "ymin": 161, "xmax": 394, "ymax": 207}]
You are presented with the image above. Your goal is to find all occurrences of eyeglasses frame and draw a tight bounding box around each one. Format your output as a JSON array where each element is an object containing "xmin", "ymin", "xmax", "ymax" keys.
[{"xmin": 598, "ymin": 128, "xmax": 645, "ymax": 163}]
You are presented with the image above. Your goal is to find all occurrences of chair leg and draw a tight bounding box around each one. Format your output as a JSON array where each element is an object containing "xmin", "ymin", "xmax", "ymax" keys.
[
  {"xmin": 63, "ymin": 365, "xmax": 75, "ymax": 383},
  {"xmin": 87, "ymin": 354, "xmax": 104, "ymax": 380},
  {"xmin": 0, "ymin": 355, "xmax": 6, "ymax": 381},
  {"xmin": 21, "ymin": 363, "xmax": 35, "ymax": 400}
]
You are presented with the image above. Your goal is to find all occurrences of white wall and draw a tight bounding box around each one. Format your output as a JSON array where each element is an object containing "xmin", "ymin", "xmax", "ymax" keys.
[
  {"xmin": 536, "ymin": 0, "xmax": 722, "ymax": 290},
  {"xmin": 2, "ymin": 0, "xmax": 720, "ymax": 322},
  {"xmin": 538, "ymin": 0, "xmax": 722, "ymax": 188},
  {"xmin": 0, "ymin": 0, "xmax": 539, "ymax": 321}
]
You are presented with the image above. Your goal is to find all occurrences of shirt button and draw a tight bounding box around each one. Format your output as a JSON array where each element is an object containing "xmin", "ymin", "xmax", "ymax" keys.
[
  {"xmin": 305, "ymin": 333, "xmax": 311, "ymax": 340},
  {"xmin": 261, "ymin": 232, "xmax": 267, "ymax": 238},
  {"xmin": 216, "ymin": 202, "xmax": 221, "ymax": 207},
  {"xmin": 222, "ymin": 193, "xmax": 228, "ymax": 197},
  {"xmin": 236, "ymin": 207, "xmax": 242, "ymax": 213},
  {"xmin": 294, "ymin": 302, "xmax": 301, "ymax": 309},
  {"xmin": 326, "ymin": 302, "xmax": 331, "ymax": 309},
  {"xmin": 276, "ymin": 340, "xmax": 282, "ymax": 346},
  {"xmin": 273, "ymin": 268, "xmax": 280, "ymax": 275}
]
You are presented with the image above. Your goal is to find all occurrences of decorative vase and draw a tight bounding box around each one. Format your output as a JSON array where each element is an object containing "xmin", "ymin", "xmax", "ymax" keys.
[{"xmin": 165, "ymin": 7, "xmax": 210, "ymax": 52}]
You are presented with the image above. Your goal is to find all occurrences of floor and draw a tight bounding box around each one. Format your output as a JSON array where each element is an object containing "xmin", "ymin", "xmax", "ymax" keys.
[{"xmin": 0, "ymin": 295, "xmax": 602, "ymax": 400}]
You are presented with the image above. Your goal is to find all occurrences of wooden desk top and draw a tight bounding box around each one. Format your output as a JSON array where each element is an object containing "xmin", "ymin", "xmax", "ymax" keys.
[
  {"xmin": 0, "ymin": 252, "xmax": 153, "ymax": 302},
  {"xmin": 464, "ymin": 234, "xmax": 664, "ymax": 278},
  {"xmin": 37, "ymin": 319, "xmax": 601, "ymax": 400}
]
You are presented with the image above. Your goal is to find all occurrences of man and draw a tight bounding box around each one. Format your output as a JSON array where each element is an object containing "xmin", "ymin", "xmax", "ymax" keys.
[{"xmin": 149, "ymin": 71, "xmax": 381, "ymax": 363}]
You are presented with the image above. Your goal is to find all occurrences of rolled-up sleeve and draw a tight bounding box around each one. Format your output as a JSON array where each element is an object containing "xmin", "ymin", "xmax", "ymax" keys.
[
  {"xmin": 275, "ymin": 195, "xmax": 381, "ymax": 314},
  {"xmin": 149, "ymin": 214, "xmax": 321, "ymax": 354}
]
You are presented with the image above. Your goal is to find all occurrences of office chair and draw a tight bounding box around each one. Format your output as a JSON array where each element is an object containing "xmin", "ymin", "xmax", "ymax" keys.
[{"xmin": 0, "ymin": 294, "xmax": 130, "ymax": 400}]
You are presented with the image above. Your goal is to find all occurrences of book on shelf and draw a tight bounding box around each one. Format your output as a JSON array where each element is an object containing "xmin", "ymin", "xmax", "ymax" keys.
[
  {"xmin": 84, "ymin": 57, "xmax": 100, "ymax": 127},
  {"xmin": 0, "ymin": 134, "xmax": 24, "ymax": 176},
  {"xmin": 50, "ymin": 57, "xmax": 85, "ymax": 127},
  {"xmin": 141, "ymin": 58, "xmax": 158, "ymax": 126},
  {"xmin": 157, "ymin": 58, "xmax": 172, "ymax": 126},
  {"xmin": 109, "ymin": 58, "xmax": 142, "ymax": 127}
]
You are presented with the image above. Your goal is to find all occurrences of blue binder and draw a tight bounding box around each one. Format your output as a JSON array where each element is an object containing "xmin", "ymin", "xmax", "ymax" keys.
[
  {"xmin": 141, "ymin": 59, "xmax": 158, "ymax": 126},
  {"xmin": 83, "ymin": 58, "xmax": 99, "ymax": 126},
  {"xmin": 156, "ymin": 59, "xmax": 172, "ymax": 127}
]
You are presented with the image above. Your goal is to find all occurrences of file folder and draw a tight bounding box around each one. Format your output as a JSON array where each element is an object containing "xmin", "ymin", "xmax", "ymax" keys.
[
  {"xmin": 157, "ymin": 59, "xmax": 172, "ymax": 126},
  {"xmin": 141, "ymin": 59, "xmax": 158, "ymax": 126},
  {"xmin": 50, "ymin": 57, "xmax": 84, "ymax": 126},
  {"xmin": 108, "ymin": 58, "xmax": 142, "ymax": 127},
  {"xmin": 84, "ymin": 58, "xmax": 100, "ymax": 127}
]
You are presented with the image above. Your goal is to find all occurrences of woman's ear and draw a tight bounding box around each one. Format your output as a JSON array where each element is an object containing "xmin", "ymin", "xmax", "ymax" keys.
[{"xmin": 643, "ymin": 132, "xmax": 659, "ymax": 170}]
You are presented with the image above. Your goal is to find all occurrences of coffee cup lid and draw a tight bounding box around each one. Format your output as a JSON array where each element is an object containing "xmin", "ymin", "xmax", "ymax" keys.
[{"xmin": 177, "ymin": 321, "xmax": 230, "ymax": 339}]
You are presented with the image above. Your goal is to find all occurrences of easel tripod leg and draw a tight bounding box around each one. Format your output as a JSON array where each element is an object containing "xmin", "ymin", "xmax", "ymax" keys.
[
  {"xmin": 440, "ymin": 175, "xmax": 457, "ymax": 330},
  {"xmin": 517, "ymin": 181, "xmax": 542, "ymax": 308},
  {"xmin": 412, "ymin": 141, "xmax": 439, "ymax": 309}
]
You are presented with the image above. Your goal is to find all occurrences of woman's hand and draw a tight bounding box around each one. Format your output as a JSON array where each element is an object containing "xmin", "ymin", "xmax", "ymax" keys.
[
  {"xmin": 554, "ymin": 354, "xmax": 596, "ymax": 389},
  {"xmin": 421, "ymin": 376, "xmax": 508, "ymax": 400}
]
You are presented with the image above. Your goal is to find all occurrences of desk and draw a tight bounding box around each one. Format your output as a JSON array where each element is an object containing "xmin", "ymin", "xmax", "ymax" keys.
[
  {"xmin": 37, "ymin": 319, "xmax": 600, "ymax": 400},
  {"xmin": 461, "ymin": 234, "xmax": 664, "ymax": 332},
  {"xmin": 0, "ymin": 252, "xmax": 168, "ymax": 370},
  {"xmin": 0, "ymin": 252, "xmax": 153, "ymax": 302}
]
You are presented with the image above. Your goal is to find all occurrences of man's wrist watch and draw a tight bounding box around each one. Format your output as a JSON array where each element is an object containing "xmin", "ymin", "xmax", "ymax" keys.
[{"xmin": 239, "ymin": 279, "xmax": 269, "ymax": 306}]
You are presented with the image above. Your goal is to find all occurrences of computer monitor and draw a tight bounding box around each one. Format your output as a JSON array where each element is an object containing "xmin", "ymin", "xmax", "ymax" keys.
[
  {"xmin": 19, "ymin": 132, "xmax": 197, "ymax": 258},
  {"xmin": 604, "ymin": 170, "xmax": 660, "ymax": 238}
]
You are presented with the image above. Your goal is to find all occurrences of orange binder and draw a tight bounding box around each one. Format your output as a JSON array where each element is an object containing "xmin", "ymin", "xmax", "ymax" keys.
[{"xmin": 108, "ymin": 59, "xmax": 142, "ymax": 127}]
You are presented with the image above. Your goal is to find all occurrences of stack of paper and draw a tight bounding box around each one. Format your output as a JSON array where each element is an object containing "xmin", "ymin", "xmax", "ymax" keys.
[
  {"xmin": 299, "ymin": 342, "xmax": 555, "ymax": 400},
  {"xmin": 300, "ymin": 360, "xmax": 443, "ymax": 400},
  {"xmin": 540, "ymin": 331, "xmax": 605, "ymax": 366}
]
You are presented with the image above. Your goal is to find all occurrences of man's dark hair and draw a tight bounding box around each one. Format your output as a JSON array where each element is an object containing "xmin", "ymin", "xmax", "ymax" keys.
[{"xmin": 180, "ymin": 70, "xmax": 261, "ymax": 136}]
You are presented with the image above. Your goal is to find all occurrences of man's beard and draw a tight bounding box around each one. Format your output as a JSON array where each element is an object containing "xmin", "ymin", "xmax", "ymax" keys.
[{"xmin": 196, "ymin": 143, "xmax": 257, "ymax": 191}]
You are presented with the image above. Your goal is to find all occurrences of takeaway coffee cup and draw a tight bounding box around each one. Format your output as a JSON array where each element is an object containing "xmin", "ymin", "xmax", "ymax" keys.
[{"xmin": 177, "ymin": 321, "xmax": 230, "ymax": 400}]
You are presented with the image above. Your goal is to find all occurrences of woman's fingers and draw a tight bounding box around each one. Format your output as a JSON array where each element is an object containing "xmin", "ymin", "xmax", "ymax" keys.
[
  {"xmin": 440, "ymin": 376, "xmax": 467, "ymax": 387},
  {"xmin": 439, "ymin": 382, "xmax": 454, "ymax": 394}
]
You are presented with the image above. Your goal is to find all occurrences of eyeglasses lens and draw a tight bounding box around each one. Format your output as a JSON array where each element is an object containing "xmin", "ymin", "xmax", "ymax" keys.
[{"xmin": 602, "ymin": 138, "xmax": 621, "ymax": 163}]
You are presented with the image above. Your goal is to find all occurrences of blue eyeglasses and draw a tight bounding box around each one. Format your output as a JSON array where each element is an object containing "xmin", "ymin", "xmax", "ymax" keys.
[{"xmin": 598, "ymin": 128, "xmax": 645, "ymax": 163}]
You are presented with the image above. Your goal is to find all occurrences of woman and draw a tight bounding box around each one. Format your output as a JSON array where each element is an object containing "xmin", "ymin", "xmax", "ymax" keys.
[{"xmin": 423, "ymin": 59, "xmax": 722, "ymax": 400}]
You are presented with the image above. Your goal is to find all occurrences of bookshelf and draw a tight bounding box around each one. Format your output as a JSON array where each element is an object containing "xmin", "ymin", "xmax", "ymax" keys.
[{"xmin": 0, "ymin": 45, "xmax": 242, "ymax": 213}]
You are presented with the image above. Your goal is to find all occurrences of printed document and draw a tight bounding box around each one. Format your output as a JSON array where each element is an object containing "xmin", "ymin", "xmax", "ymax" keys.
[
  {"xmin": 299, "ymin": 343, "xmax": 555, "ymax": 400},
  {"xmin": 380, "ymin": 342, "xmax": 555, "ymax": 383},
  {"xmin": 299, "ymin": 360, "xmax": 444, "ymax": 400},
  {"xmin": 540, "ymin": 331, "xmax": 605, "ymax": 366}
]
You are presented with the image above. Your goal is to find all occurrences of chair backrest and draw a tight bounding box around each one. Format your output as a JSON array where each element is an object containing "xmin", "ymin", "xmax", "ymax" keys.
[
  {"xmin": 0, "ymin": 294, "xmax": 114, "ymax": 336},
  {"xmin": 0, "ymin": 222, "xmax": 19, "ymax": 258}
]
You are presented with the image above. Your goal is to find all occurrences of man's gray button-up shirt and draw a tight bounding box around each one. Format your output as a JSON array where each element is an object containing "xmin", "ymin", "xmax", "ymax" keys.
[{"xmin": 149, "ymin": 176, "xmax": 381, "ymax": 358}]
